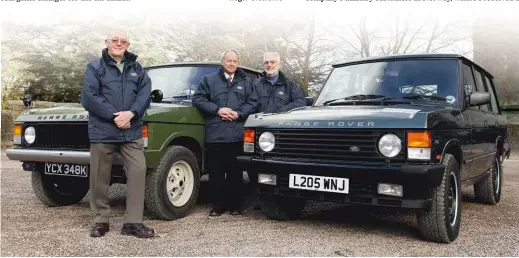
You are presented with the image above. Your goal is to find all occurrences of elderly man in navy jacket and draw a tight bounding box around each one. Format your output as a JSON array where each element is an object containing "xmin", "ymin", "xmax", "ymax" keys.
[
  {"xmin": 254, "ymin": 52, "xmax": 306, "ymax": 113},
  {"xmin": 81, "ymin": 30, "xmax": 154, "ymax": 238},
  {"xmin": 192, "ymin": 50, "xmax": 259, "ymax": 216}
]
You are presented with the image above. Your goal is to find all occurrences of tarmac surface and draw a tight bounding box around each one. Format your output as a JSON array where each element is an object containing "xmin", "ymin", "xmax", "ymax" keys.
[{"xmin": 1, "ymin": 151, "xmax": 518, "ymax": 256}]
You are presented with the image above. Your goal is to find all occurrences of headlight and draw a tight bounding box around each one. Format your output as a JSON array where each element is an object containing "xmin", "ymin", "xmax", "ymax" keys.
[
  {"xmin": 24, "ymin": 126, "xmax": 36, "ymax": 145},
  {"xmin": 378, "ymin": 133, "xmax": 401, "ymax": 157},
  {"xmin": 258, "ymin": 132, "xmax": 275, "ymax": 152}
]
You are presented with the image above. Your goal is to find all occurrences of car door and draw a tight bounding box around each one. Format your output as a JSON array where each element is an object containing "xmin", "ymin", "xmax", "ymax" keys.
[
  {"xmin": 461, "ymin": 62, "xmax": 484, "ymax": 180},
  {"xmin": 483, "ymin": 73, "xmax": 507, "ymax": 160},
  {"xmin": 473, "ymin": 68, "xmax": 498, "ymax": 171},
  {"xmin": 461, "ymin": 63, "xmax": 476, "ymax": 181}
]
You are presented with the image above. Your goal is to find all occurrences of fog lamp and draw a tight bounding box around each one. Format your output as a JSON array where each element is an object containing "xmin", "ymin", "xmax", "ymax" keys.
[
  {"xmin": 378, "ymin": 183, "xmax": 403, "ymax": 197},
  {"xmin": 258, "ymin": 173, "xmax": 277, "ymax": 186}
]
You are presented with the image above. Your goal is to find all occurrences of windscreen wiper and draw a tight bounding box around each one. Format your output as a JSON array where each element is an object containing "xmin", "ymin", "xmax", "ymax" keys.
[
  {"xmin": 402, "ymin": 94, "xmax": 446, "ymax": 101},
  {"xmin": 322, "ymin": 94, "xmax": 411, "ymax": 106},
  {"xmin": 322, "ymin": 94, "xmax": 388, "ymax": 105}
]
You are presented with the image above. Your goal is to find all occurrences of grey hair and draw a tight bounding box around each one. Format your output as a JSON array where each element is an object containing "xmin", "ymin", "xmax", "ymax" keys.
[
  {"xmin": 263, "ymin": 52, "xmax": 281, "ymax": 62},
  {"xmin": 221, "ymin": 49, "xmax": 240, "ymax": 61},
  {"xmin": 105, "ymin": 28, "xmax": 130, "ymax": 42}
]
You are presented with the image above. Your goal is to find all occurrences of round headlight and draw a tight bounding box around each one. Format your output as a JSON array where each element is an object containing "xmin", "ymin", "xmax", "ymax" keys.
[
  {"xmin": 378, "ymin": 134, "xmax": 401, "ymax": 157},
  {"xmin": 24, "ymin": 126, "xmax": 36, "ymax": 145},
  {"xmin": 258, "ymin": 132, "xmax": 275, "ymax": 152}
]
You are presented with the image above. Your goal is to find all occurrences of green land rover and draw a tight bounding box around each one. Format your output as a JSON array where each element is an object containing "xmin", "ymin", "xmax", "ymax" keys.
[
  {"xmin": 237, "ymin": 54, "xmax": 512, "ymax": 243},
  {"xmin": 6, "ymin": 62, "xmax": 262, "ymax": 220}
]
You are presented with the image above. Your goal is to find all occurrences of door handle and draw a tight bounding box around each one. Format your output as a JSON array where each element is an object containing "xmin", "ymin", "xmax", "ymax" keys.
[{"xmin": 484, "ymin": 121, "xmax": 488, "ymax": 127}]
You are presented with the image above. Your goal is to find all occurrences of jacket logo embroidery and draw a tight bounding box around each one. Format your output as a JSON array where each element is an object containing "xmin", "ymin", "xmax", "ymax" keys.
[
  {"xmin": 130, "ymin": 72, "xmax": 138, "ymax": 77},
  {"xmin": 237, "ymin": 86, "xmax": 243, "ymax": 90},
  {"xmin": 278, "ymin": 91, "xmax": 284, "ymax": 95}
]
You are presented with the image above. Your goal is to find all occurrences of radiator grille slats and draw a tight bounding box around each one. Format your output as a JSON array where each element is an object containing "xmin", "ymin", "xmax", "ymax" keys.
[
  {"xmin": 26, "ymin": 123, "xmax": 89, "ymax": 149},
  {"xmin": 256, "ymin": 128, "xmax": 406, "ymax": 164}
]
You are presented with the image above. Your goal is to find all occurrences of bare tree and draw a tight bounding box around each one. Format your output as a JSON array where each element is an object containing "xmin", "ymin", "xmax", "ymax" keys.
[
  {"xmin": 328, "ymin": 17, "xmax": 472, "ymax": 59},
  {"xmin": 278, "ymin": 17, "xmax": 342, "ymax": 96}
]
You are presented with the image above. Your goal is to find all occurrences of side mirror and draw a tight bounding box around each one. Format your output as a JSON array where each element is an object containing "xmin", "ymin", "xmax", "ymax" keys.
[
  {"xmin": 150, "ymin": 89, "xmax": 163, "ymax": 103},
  {"xmin": 305, "ymin": 97, "xmax": 315, "ymax": 106},
  {"xmin": 469, "ymin": 92, "xmax": 490, "ymax": 107}
]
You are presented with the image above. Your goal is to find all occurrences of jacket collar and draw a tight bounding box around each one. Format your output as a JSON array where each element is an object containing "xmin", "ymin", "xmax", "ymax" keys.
[
  {"xmin": 101, "ymin": 48, "xmax": 138, "ymax": 65},
  {"xmin": 261, "ymin": 70, "xmax": 287, "ymax": 85},
  {"xmin": 218, "ymin": 66, "xmax": 246, "ymax": 82}
]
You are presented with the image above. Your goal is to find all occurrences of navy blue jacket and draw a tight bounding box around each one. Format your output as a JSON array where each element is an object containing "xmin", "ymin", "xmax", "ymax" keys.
[
  {"xmin": 192, "ymin": 67, "xmax": 259, "ymax": 143},
  {"xmin": 253, "ymin": 71, "xmax": 305, "ymax": 113},
  {"xmin": 81, "ymin": 48, "xmax": 151, "ymax": 143}
]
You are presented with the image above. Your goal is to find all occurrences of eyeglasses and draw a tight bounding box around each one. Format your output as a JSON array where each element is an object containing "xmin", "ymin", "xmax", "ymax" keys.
[
  {"xmin": 264, "ymin": 60, "xmax": 278, "ymax": 65},
  {"xmin": 110, "ymin": 38, "xmax": 128, "ymax": 45}
]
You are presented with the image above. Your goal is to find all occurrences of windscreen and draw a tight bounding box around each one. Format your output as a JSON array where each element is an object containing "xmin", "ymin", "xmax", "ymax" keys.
[{"xmin": 314, "ymin": 59, "xmax": 459, "ymax": 106}]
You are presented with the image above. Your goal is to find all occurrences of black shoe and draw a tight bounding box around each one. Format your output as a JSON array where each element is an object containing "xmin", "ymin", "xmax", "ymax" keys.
[
  {"xmin": 121, "ymin": 223, "xmax": 155, "ymax": 238},
  {"xmin": 90, "ymin": 223, "xmax": 109, "ymax": 237},
  {"xmin": 209, "ymin": 207, "xmax": 226, "ymax": 216}
]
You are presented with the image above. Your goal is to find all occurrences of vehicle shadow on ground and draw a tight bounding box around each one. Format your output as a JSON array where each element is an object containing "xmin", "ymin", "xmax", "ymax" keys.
[{"xmin": 299, "ymin": 203, "xmax": 421, "ymax": 239}]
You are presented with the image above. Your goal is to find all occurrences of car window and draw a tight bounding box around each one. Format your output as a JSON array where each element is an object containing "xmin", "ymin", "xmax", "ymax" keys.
[
  {"xmin": 462, "ymin": 63, "xmax": 476, "ymax": 99},
  {"xmin": 484, "ymin": 75, "xmax": 500, "ymax": 114},
  {"xmin": 473, "ymin": 68, "xmax": 490, "ymax": 112},
  {"xmin": 314, "ymin": 59, "xmax": 459, "ymax": 106},
  {"xmin": 146, "ymin": 66, "xmax": 220, "ymax": 101}
]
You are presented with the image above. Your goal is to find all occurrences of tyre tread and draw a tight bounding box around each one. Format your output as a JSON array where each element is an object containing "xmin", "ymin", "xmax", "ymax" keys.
[
  {"xmin": 417, "ymin": 154, "xmax": 460, "ymax": 243},
  {"xmin": 144, "ymin": 145, "xmax": 200, "ymax": 220}
]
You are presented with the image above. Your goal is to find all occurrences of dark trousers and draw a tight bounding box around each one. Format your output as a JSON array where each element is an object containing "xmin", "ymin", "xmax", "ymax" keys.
[
  {"xmin": 89, "ymin": 138, "xmax": 146, "ymax": 224},
  {"xmin": 206, "ymin": 142, "xmax": 243, "ymax": 210}
]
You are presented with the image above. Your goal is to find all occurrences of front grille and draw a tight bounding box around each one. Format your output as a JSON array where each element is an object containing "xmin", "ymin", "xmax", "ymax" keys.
[
  {"xmin": 256, "ymin": 128, "xmax": 406, "ymax": 165},
  {"xmin": 25, "ymin": 123, "xmax": 89, "ymax": 149}
]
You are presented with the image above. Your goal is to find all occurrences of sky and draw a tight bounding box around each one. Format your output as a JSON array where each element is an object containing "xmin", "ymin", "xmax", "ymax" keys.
[{"xmin": 1, "ymin": 0, "xmax": 518, "ymax": 26}]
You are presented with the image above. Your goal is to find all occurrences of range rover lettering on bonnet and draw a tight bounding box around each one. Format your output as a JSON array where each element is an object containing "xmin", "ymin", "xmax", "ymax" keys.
[
  {"xmin": 37, "ymin": 114, "xmax": 89, "ymax": 120},
  {"xmin": 277, "ymin": 121, "xmax": 375, "ymax": 127}
]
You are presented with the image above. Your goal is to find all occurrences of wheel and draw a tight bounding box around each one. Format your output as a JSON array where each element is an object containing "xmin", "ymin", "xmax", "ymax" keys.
[
  {"xmin": 258, "ymin": 194, "xmax": 305, "ymax": 220},
  {"xmin": 145, "ymin": 145, "xmax": 200, "ymax": 220},
  {"xmin": 474, "ymin": 153, "xmax": 502, "ymax": 204},
  {"xmin": 31, "ymin": 170, "xmax": 89, "ymax": 206},
  {"xmin": 417, "ymin": 153, "xmax": 462, "ymax": 243}
]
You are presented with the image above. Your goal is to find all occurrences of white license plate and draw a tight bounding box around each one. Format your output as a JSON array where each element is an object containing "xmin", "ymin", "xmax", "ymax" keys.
[
  {"xmin": 289, "ymin": 174, "xmax": 349, "ymax": 194},
  {"xmin": 44, "ymin": 163, "xmax": 88, "ymax": 177}
]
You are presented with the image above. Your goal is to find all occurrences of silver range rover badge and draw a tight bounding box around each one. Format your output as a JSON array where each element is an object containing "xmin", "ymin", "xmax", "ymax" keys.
[{"xmin": 349, "ymin": 146, "xmax": 360, "ymax": 152}]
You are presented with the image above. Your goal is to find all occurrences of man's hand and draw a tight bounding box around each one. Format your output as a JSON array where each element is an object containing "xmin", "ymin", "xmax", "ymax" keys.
[
  {"xmin": 114, "ymin": 111, "xmax": 134, "ymax": 129},
  {"xmin": 218, "ymin": 108, "xmax": 238, "ymax": 121}
]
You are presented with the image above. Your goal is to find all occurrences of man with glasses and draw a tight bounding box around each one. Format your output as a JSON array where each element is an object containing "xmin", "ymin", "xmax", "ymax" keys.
[
  {"xmin": 254, "ymin": 52, "xmax": 306, "ymax": 113},
  {"xmin": 81, "ymin": 29, "xmax": 154, "ymax": 238},
  {"xmin": 192, "ymin": 50, "xmax": 259, "ymax": 216},
  {"xmin": 249, "ymin": 52, "xmax": 306, "ymax": 209}
]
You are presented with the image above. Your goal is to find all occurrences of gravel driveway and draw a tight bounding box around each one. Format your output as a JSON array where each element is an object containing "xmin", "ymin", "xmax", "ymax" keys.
[{"xmin": 1, "ymin": 151, "xmax": 518, "ymax": 256}]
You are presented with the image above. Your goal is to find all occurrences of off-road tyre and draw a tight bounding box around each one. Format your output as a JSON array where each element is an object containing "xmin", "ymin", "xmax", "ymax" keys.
[
  {"xmin": 474, "ymin": 153, "xmax": 502, "ymax": 204},
  {"xmin": 145, "ymin": 145, "xmax": 200, "ymax": 220},
  {"xmin": 417, "ymin": 153, "xmax": 462, "ymax": 243},
  {"xmin": 32, "ymin": 170, "xmax": 89, "ymax": 206}
]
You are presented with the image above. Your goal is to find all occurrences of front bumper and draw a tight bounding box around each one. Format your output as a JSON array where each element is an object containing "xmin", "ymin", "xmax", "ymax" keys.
[
  {"xmin": 6, "ymin": 148, "xmax": 122, "ymax": 165},
  {"xmin": 237, "ymin": 156, "xmax": 445, "ymax": 209}
]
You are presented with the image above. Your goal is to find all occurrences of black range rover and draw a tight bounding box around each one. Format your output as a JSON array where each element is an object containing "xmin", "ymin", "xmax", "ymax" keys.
[{"xmin": 237, "ymin": 54, "xmax": 511, "ymax": 243}]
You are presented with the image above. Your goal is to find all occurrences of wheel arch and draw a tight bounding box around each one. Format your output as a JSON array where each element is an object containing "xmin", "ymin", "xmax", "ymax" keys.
[
  {"xmin": 441, "ymin": 139, "xmax": 463, "ymax": 171},
  {"xmin": 167, "ymin": 136, "xmax": 203, "ymax": 169}
]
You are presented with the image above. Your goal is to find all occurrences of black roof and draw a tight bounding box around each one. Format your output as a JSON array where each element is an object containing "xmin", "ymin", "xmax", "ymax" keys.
[
  {"xmin": 145, "ymin": 61, "xmax": 261, "ymax": 74},
  {"xmin": 332, "ymin": 53, "xmax": 492, "ymax": 77}
]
